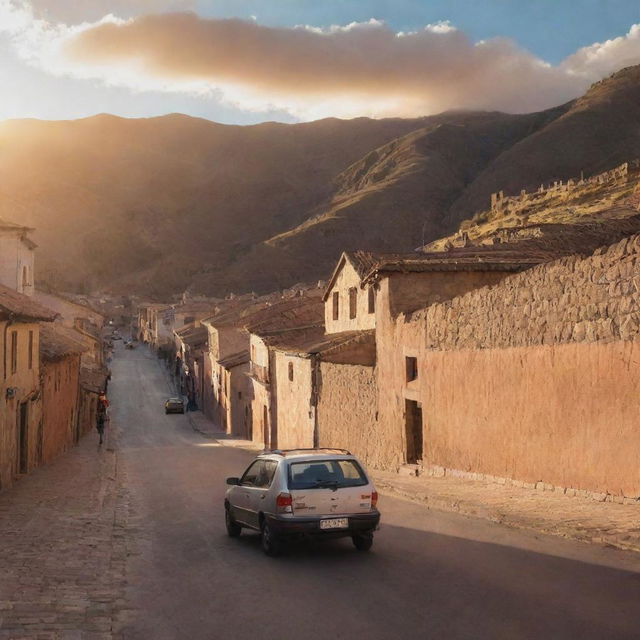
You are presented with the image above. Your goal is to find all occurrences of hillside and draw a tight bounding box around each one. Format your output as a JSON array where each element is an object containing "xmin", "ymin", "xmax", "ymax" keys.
[{"xmin": 3, "ymin": 65, "xmax": 640, "ymax": 297}]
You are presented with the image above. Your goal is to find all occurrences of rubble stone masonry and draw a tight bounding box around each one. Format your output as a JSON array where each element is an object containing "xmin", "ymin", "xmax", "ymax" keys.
[
  {"xmin": 317, "ymin": 362, "xmax": 378, "ymax": 465},
  {"xmin": 385, "ymin": 234, "xmax": 640, "ymax": 498}
]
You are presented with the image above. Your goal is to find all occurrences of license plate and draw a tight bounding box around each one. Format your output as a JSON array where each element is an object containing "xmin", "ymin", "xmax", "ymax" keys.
[{"xmin": 319, "ymin": 517, "xmax": 349, "ymax": 530}]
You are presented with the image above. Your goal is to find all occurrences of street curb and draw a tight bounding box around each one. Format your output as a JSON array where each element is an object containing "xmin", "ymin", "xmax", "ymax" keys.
[{"xmin": 373, "ymin": 478, "xmax": 640, "ymax": 555}]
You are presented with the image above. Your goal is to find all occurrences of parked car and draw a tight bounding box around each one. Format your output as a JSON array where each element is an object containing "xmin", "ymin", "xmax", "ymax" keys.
[
  {"xmin": 224, "ymin": 448, "xmax": 380, "ymax": 556},
  {"xmin": 165, "ymin": 397, "xmax": 185, "ymax": 414}
]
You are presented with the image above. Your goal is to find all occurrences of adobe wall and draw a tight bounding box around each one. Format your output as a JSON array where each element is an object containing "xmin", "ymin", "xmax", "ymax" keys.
[
  {"xmin": 417, "ymin": 341, "xmax": 640, "ymax": 497},
  {"xmin": 378, "ymin": 233, "xmax": 640, "ymax": 497},
  {"xmin": 317, "ymin": 362, "xmax": 382, "ymax": 467},
  {"xmin": 325, "ymin": 261, "xmax": 376, "ymax": 334},
  {"xmin": 273, "ymin": 351, "xmax": 315, "ymax": 449},
  {"xmin": 41, "ymin": 355, "xmax": 81, "ymax": 464},
  {"xmin": 0, "ymin": 321, "xmax": 42, "ymax": 491}
]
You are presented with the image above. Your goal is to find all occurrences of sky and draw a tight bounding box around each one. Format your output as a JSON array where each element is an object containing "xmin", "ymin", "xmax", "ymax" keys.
[{"xmin": 1, "ymin": 0, "xmax": 640, "ymax": 124}]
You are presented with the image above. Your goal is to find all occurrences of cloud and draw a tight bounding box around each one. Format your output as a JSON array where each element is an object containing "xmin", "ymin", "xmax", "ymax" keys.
[
  {"xmin": 28, "ymin": 0, "xmax": 195, "ymax": 24},
  {"xmin": 4, "ymin": 2, "xmax": 640, "ymax": 120}
]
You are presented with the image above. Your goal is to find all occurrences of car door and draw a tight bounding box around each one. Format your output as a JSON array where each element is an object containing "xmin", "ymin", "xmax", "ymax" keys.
[
  {"xmin": 231, "ymin": 460, "xmax": 263, "ymax": 528},
  {"xmin": 249, "ymin": 460, "xmax": 278, "ymax": 523}
]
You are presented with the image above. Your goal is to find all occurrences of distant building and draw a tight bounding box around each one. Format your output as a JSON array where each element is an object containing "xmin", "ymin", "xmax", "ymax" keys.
[{"xmin": 0, "ymin": 218, "xmax": 36, "ymax": 296}]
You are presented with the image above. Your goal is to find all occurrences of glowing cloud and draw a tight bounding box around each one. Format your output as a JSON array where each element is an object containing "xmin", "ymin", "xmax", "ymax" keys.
[{"xmin": 3, "ymin": 1, "xmax": 640, "ymax": 120}]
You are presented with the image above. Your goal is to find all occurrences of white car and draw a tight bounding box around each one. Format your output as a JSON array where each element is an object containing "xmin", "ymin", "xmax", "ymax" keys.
[{"xmin": 224, "ymin": 448, "xmax": 380, "ymax": 556}]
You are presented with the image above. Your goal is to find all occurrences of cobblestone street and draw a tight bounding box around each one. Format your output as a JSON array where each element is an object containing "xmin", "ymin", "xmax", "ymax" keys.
[
  {"xmin": 2, "ymin": 345, "xmax": 640, "ymax": 640},
  {"xmin": 0, "ymin": 428, "xmax": 132, "ymax": 639}
]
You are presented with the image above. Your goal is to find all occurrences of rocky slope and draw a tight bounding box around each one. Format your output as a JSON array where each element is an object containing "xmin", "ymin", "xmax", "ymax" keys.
[{"xmin": 3, "ymin": 65, "xmax": 640, "ymax": 297}]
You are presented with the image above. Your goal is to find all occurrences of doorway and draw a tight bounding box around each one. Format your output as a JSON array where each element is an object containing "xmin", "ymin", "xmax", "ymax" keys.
[
  {"xmin": 405, "ymin": 400, "xmax": 423, "ymax": 464},
  {"xmin": 18, "ymin": 402, "xmax": 28, "ymax": 474}
]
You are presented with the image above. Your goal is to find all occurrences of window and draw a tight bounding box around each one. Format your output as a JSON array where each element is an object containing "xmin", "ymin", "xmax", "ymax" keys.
[
  {"xmin": 349, "ymin": 287, "xmax": 357, "ymax": 319},
  {"xmin": 22, "ymin": 266, "xmax": 28, "ymax": 287},
  {"xmin": 238, "ymin": 391, "xmax": 242, "ymax": 399},
  {"xmin": 240, "ymin": 460, "xmax": 262, "ymax": 486},
  {"xmin": 288, "ymin": 459, "xmax": 368, "ymax": 490},
  {"xmin": 368, "ymin": 287, "xmax": 376, "ymax": 314},
  {"xmin": 10, "ymin": 331, "xmax": 18, "ymax": 374},
  {"xmin": 405, "ymin": 356, "xmax": 418, "ymax": 382},
  {"xmin": 240, "ymin": 460, "xmax": 277, "ymax": 488},
  {"xmin": 332, "ymin": 291, "xmax": 339, "ymax": 320},
  {"xmin": 288, "ymin": 361, "xmax": 294, "ymax": 382},
  {"xmin": 28, "ymin": 331, "xmax": 34, "ymax": 370}
]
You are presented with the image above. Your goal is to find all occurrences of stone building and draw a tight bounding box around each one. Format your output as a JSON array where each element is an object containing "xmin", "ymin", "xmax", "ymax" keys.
[
  {"xmin": 0, "ymin": 285, "xmax": 56, "ymax": 490},
  {"xmin": 39, "ymin": 323, "xmax": 87, "ymax": 463},
  {"xmin": 0, "ymin": 218, "xmax": 36, "ymax": 296},
  {"xmin": 34, "ymin": 291, "xmax": 105, "ymax": 368},
  {"xmin": 379, "ymin": 235, "xmax": 640, "ymax": 499},
  {"xmin": 271, "ymin": 329, "xmax": 375, "ymax": 450},
  {"xmin": 318, "ymin": 248, "xmax": 546, "ymax": 469},
  {"xmin": 174, "ymin": 323, "xmax": 208, "ymax": 409},
  {"xmin": 244, "ymin": 295, "xmax": 324, "ymax": 448}
]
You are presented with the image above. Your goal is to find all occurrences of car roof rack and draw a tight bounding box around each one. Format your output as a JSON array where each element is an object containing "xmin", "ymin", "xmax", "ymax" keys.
[{"xmin": 261, "ymin": 447, "xmax": 352, "ymax": 456}]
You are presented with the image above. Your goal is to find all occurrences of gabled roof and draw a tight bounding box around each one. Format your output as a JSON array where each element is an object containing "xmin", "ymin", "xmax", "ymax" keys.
[
  {"xmin": 0, "ymin": 285, "xmax": 57, "ymax": 322},
  {"xmin": 322, "ymin": 251, "xmax": 384, "ymax": 301},
  {"xmin": 40, "ymin": 323, "xmax": 88, "ymax": 362},
  {"xmin": 323, "ymin": 248, "xmax": 552, "ymax": 298},
  {"xmin": 245, "ymin": 295, "xmax": 324, "ymax": 336}
]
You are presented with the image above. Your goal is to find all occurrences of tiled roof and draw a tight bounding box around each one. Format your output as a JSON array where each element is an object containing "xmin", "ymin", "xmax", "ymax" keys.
[
  {"xmin": 245, "ymin": 295, "xmax": 324, "ymax": 336},
  {"xmin": 272, "ymin": 328, "xmax": 376, "ymax": 364},
  {"xmin": 175, "ymin": 324, "xmax": 208, "ymax": 347},
  {"xmin": 0, "ymin": 285, "xmax": 57, "ymax": 322},
  {"xmin": 324, "ymin": 248, "xmax": 552, "ymax": 298},
  {"xmin": 40, "ymin": 323, "xmax": 88, "ymax": 362},
  {"xmin": 218, "ymin": 350, "xmax": 250, "ymax": 369}
]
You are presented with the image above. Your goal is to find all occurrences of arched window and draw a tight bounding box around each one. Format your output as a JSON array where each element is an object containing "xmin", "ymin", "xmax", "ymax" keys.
[{"xmin": 288, "ymin": 362, "xmax": 294, "ymax": 382}]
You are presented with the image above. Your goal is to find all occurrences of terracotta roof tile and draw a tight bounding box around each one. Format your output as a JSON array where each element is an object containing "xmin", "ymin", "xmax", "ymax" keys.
[
  {"xmin": 0, "ymin": 285, "xmax": 57, "ymax": 322},
  {"xmin": 40, "ymin": 323, "xmax": 89, "ymax": 362}
]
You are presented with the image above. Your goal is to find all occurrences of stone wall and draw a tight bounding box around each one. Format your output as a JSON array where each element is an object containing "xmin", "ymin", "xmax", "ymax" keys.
[
  {"xmin": 415, "ymin": 233, "xmax": 640, "ymax": 350},
  {"xmin": 317, "ymin": 362, "xmax": 380, "ymax": 466},
  {"xmin": 377, "ymin": 233, "xmax": 640, "ymax": 497}
]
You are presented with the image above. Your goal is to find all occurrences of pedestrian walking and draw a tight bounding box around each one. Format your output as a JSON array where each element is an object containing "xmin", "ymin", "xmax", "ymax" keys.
[
  {"xmin": 97, "ymin": 391, "xmax": 110, "ymax": 446},
  {"xmin": 96, "ymin": 412, "xmax": 106, "ymax": 445}
]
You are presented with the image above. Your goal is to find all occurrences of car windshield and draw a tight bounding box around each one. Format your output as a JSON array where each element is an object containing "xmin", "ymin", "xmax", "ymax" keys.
[{"xmin": 287, "ymin": 459, "xmax": 368, "ymax": 490}]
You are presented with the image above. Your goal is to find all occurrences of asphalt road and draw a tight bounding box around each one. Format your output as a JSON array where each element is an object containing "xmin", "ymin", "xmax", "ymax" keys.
[{"xmin": 112, "ymin": 344, "xmax": 640, "ymax": 640}]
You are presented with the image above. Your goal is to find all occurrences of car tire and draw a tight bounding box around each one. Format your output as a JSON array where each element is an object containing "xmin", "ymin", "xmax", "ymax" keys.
[
  {"xmin": 225, "ymin": 507, "xmax": 242, "ymax": 538},
  {"xmin": 165, "ymin": 409, "xmax": 169, "ymax": 415},
  {"xmin": 261, "ymin": 520, "xmax": 282, "ymax": 557},
  {"xmin": 352, "ymin": 533, "xmax": 373, "ymax": 551}
]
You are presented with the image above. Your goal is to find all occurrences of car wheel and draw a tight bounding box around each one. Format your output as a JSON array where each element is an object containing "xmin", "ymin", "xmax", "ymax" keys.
[
  {"xmin": 261, "ymin": 520, "xmax": 282, "ymax": 557},
  {"xmin": 225, "ymin": 507, "xmax": 242, "ymax": 538},
  {"xmin": 352, "ymin": 533, "xmax": 373, "ymax": 551}
]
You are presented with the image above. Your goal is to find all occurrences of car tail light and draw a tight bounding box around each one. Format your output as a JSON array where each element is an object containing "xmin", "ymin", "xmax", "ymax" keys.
[
  {"xmin": 371, "ymin": 491, "xmax": 378, "ymax": 509},
  {"xmin": 276, "ymin": 492, "xmax": 293, "ymax": 514}
]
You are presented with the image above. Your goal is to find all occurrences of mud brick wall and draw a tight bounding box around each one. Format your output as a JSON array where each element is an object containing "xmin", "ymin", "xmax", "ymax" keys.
[
  {"xmin": 383, "ymin": 234, "xmax": 640, "ymax": 497},
  {"xmin": 317, "ymin": 362, "xmax": 381, "ymax": 467}
]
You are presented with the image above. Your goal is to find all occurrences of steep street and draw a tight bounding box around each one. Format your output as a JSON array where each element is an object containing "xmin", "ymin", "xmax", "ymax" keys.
[{"xmin": 2, "ymin": 343, "xmax": 640, "ymax": 639}]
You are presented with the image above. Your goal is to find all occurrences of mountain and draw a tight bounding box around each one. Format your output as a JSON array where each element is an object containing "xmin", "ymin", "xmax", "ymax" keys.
[{"xmin": 3, "ymin": 64, "xmax": 640, "ymax": 297}]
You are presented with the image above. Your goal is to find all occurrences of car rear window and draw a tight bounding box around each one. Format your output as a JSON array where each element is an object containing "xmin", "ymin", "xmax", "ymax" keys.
[{"xmin": 287, "ymin": 459, "xmax": 368, "ymax": 490}]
